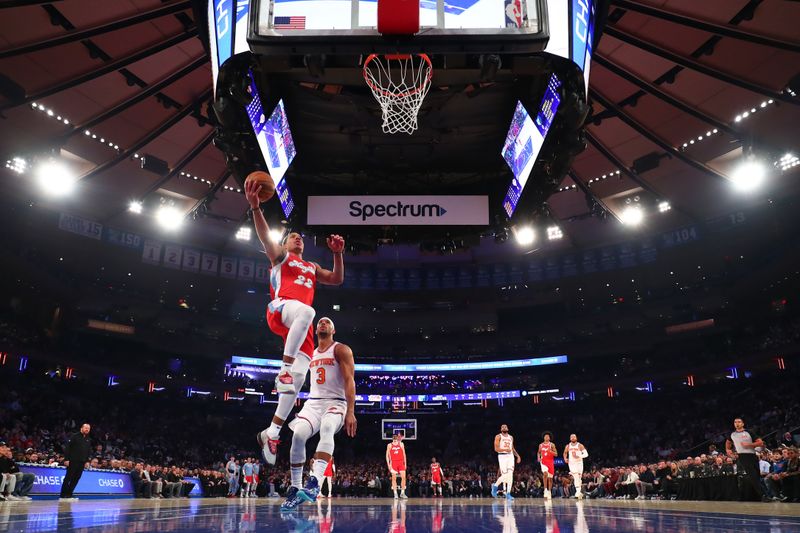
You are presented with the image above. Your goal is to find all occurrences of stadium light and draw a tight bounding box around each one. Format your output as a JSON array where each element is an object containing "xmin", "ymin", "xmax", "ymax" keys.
[
  {"xmin": 128, "ymin": 200, "xmax": 143, "ymax": 214},
  {"xmin": 547, "ymin": 226, "xmax": 563, "ymax": 241},
  {"xmin": 236, "ymin": 226, "xmax": 252, "ymax": 241},
  {"xmin": 36, "ymin": 160, "xmax": 76, "ymax": 197},
  {"xmin": 658, "ymin": 201, "xmax": 671, "ymax": 213},
  {"xmin": 156, "ymin": 205, "xmax": 183, "ymax": 231},
  {"xmin": 268, "ymin": 229, "xmax": 284, "ymax": 244},
  {"xmin": 730, "ymin": 157, "xmax": 766, "ymax": 192},
  {"xmin": 620, "ymin": 206, "xmax": 644, "ymax": 226},
  {"xmin": 514, "ymin": 226, "xmax": 536, "ymax": 246}
]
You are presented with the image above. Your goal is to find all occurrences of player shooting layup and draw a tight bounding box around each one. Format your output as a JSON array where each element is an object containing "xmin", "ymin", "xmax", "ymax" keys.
[
  {"xmin": 280, "ymin": 317, "xmax": 357, "ymax": 511},
  {"xmin": 563, "ymin": 433, "xmax": 589, "ymax": 499},
  {"xmin": 386, "ymin": 434, "xmax": 408, "ymax": 499},
  {"xmin": 491, "ymin": 424, "xmax": 521, "ymax": 500},
  {"xmin": 245, "ymin": 178, "xmax": 346, "ymax": 465}
]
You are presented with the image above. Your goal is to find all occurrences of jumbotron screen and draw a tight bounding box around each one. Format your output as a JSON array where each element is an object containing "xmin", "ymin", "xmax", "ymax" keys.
[
  {"xmin": 501, "ymin": 73, "xmax": 562, "ymax": 217},
  {"xmin": 244, "ymin": 70, "xmax": 296, "ymax": 218}
]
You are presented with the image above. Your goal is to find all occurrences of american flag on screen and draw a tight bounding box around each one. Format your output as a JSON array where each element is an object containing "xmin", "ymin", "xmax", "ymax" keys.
[{"xmin": 274, "ymin": 16, "xmax": 306, "ymax": 30}]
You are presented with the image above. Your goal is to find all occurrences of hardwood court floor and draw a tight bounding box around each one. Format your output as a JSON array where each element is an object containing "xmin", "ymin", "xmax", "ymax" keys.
[{"xmin": 1, "ymin": 496, "xmax": 798, "ymax": 532}]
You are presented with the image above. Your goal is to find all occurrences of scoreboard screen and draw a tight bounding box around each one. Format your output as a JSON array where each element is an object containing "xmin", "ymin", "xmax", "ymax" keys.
[{"xmin": 382, "ymin": 419, "xmax": 417, "ymax": 440}]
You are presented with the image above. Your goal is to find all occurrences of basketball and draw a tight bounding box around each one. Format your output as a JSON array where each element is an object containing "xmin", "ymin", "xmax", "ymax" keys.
[{"xmin": 245, "ymin": 171, "xmax": 275, "ymax": 203}]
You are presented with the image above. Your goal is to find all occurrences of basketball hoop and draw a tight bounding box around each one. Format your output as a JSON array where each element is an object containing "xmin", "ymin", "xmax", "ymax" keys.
[{"xmin": 363, "ymin": 53, "xmax": 432, "ymax": 135}]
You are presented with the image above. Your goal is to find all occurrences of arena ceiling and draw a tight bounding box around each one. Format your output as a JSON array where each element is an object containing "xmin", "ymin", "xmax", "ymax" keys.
[{"xmin": 1, "ymin": 0, "xmax": 799, "ymax": 256}]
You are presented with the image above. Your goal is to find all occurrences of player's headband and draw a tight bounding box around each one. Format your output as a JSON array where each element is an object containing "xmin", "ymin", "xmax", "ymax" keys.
[{"xmin": 318, "ymin": 317, "xmax": 335, "ymax": 331}]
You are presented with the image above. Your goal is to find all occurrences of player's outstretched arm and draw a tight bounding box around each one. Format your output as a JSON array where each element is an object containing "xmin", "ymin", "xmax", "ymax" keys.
[
  {"xmin": 335, "ymin": 343, "xmax": 357, "ymax": 437},
  {"xmin": 316, "ymin": 235, "xmax": 345, "ymax": 285},
  {"xmin": 245, "ymin": 179, "xmax": 283, "ymax": 264}
]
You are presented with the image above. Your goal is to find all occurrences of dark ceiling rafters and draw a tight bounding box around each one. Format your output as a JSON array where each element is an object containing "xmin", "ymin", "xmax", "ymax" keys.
[
  {"xmin": 0, "ymin": 0, "xmax": 193, "ymax": 60},
  {"xmin": 589, "ymin": 88, "xmax": 731, "ymax": 184},
  {"xmin": 603, "ymin": 26, "xmax": 798, "ymax": 107},
  {"xmin": 610, "ymin": 0, "xmax": 800, "ymax": 54},
  {"xmin": 567, "ymin": 170, "xmax": 620, "ymax": 224},
  {"xmin": 78, "ymin": 88, "xmax": 212, "ymax": 182},
  {"xmin": 0, "ymin": 0, "xmax": 64, "ymax": 8},
  {"xmin": 187, "ymin": 170, "xmax": 232, "ymax": 220},
  {"xmin": 61, "ymin": 56, "xmax": 207, "ymax": 141},
  {"xmin": 138, "ymin": 130, "xmax": 215, "ymax": 200},
  {"xmin": 0, "ymin": 30, "xmax": 199, "ymax": 113}
]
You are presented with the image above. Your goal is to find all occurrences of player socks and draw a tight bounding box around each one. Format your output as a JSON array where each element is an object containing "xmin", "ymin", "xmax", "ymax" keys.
[
  {"xmin": 312, "ymin": 459, "xmax": 328, "ymax": 485},
  {"xmin": 267, "ymin": 421, "xmax": 282, "ymax": 440},
  {"xmin": 290, "ymin": 466, "xmax": 303, "ymax": 488}
]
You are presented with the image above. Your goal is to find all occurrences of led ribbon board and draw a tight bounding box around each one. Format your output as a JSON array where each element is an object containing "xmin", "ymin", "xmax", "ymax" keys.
[{"xmin": 231, "ymin": 355, "xmax": 567, "ymax": 372}]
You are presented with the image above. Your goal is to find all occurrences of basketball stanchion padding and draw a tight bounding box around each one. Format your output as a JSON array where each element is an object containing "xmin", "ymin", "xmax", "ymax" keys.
[{"xmin": 377, "ymin": 0, "xmax": 420, "ymax": 34}]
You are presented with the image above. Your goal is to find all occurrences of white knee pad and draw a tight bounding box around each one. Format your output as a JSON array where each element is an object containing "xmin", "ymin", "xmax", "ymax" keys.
[
  {"xmin": 317, "ymin": 416, "xmax": 339, "ymax": 456},
  {"xmin": 290, "ymin": 421, "xmax": 313, "ymax": 464},
  {"xmin": 290, "ymin": 354, "xmax": 311, "ymax": 379}
]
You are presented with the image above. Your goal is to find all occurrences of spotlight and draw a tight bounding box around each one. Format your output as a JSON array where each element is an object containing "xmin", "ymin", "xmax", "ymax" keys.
[
  {"xmin": 514, "ymin": 226, "xmax": 536, "ymax": 246},
  {"xmin": 620, "ymin": 206, "xmax": 644, "ymax": 226},
  {"xmin": 268, "ymin": 229, "xmax": 284, "ymax": 244},
  {"xmin": 156, "ymin": 205, "xmax": 183, "ymax": 231},
  {"xmin": 731, "ymin": 157, "xmax": 766, "ymax": 192},
  {"xmin": 35, "ymin": 160, "xmax": 76, "ymax": 197},
  {"xmin": 128, "ymin": 201, "xmax": 143, "ymax": 214},
  {"xmin": 236, "ymin": 226, "xmax": 252, "ymax": 241},
  {"xmin": 547, "ymin": 226, "xmax": 563, "ymax": 241},
  {"xmin": 658, "ymin": 201, "xmax": 671, "ymax": 213}
]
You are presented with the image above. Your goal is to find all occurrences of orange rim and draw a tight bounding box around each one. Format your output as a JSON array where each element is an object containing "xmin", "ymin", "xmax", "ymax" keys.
[{"xmin": 363, "ymin": 53, "xmax": 433, "ymax": 98}]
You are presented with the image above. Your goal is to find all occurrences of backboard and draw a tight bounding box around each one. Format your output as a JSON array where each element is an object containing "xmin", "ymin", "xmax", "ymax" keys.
[{"xmin": 249, "ymin": 0, "xmax": 549, "ymax": 55}]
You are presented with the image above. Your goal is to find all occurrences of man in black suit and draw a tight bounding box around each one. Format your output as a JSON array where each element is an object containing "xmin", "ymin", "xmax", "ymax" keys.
[{"xmin": 59, "ymin": 423, "xmax": 91, "ymax": 501}]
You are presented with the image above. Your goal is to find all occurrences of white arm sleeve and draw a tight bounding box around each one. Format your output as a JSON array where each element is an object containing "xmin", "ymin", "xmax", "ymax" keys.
[{"xmin": 580, "ymin": 449, "xmax": 589, "ymax": 458}]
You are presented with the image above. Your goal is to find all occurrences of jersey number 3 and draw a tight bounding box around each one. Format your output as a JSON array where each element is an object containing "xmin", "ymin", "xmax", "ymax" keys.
[
  {"xmin": 315, "ymin": 367, "xmax": 326, "ymax": 384},
  {"xmin": 294, "ymin": 275, "xmax": 313, "ymax": 288}
]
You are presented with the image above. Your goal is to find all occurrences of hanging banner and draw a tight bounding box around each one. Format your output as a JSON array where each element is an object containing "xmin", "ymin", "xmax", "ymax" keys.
[
  {"xmin": 163, "ymin": 244, "xmax": 183, "ymax": 269},
  {"xmin": 255, "ymin": 263, "xmax": 270, "ymax": 283},
  {"xmin": 182, "ymin": 248, "xmax": 201, "ymax": 273},
  {"xmin": 58, "ymin": 213, "xmax": 102, "ymax": 240},
  {"xmin": 142, "ymin": 240, "xmax": 162, "ymax": 265},
  {"xmin": 307, "ymin": 196, "xmax": 489, "ymax": 225},
  {"xmin": 220, "ymin": 256, "xmax": 238, "ymax": 279},
  {"xmin": 238, "ymin": 259, "xmax": 255, "ymax": 281},
  {"xmin": 201, "ymin": 252, "xmax": 220, "ymax": 276}
]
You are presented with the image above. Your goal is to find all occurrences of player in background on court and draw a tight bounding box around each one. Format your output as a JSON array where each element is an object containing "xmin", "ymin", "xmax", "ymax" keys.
[
  {"xmin": 280, "ymin": 318, "xmax": 357, "ymax": 511},
  {"xmin": 251, "ymin": 460, "xmax": 260, "ymax": 498},
  {"xmin": 246, "ymin": 179, "xmax": 345, "ymax": 465},
  {"xmin": 241, "ymin": 458, "xmax": 253, "ymax": 498},
  {"xmin": 430, "ymin": 457, "xmax": 443, "ymax": 497},
  {"xmin": 386, "ymin": 434, "xmax": 408, "ymax": 499},
  {"xmin": 321, "ymin": 457, "xmax": 335, "ymax": 498},
  {"xmin": 563, "ymin": 434, "xmax": 589, "ymax": 499},
  {"xmin": 538, "ymin": 432, "xmax": 557, "ymax": 500},
  {"xmin": 491, "ymin": 424, "xmax": 521, "ymax": 500}
]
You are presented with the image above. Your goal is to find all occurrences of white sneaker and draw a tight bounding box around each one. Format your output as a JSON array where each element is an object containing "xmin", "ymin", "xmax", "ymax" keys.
[
  {"xmin": 393, "ymin": 492, "xmax": 399, "ymax": 499},
  {"xmin": 576, "ymin": 492, "xmax": 584, "ymax": 499},
  {"xmin": 400, "ymin": 493, "xmax": 408, "ymax": 499},
  {"xmin": 544, "ymin": 489, "xmax": 551, "ymax": 500},
  {"xmin": 274, "ymin": 371, "xmax": 295, "ymax": 394},
  {"xmin": 257, "ymin": 429, "xmax": 280, "ymax": 465},
  {"xmin": 7, "ymin": 495, "xmax": 21, "ymax": 501}
]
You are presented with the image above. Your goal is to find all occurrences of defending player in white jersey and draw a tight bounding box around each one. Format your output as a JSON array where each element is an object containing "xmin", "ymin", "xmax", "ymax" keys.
[
  {"xmin": 491, "ymin": 424, "xmax": 521, "ymax": 500},
  {"xmin": 280, "ymin": 318, "xmax": 357, "ymax": 511},
  {"xmin": 563, "ymin": 433, "xmax": 589, "ymax": 499}
]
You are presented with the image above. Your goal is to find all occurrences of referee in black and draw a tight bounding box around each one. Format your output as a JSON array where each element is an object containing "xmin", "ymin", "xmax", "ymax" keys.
[
  {"xmin": 725, "ymin": 417, "xmax": 770, "ymax": 502},
  {"xmin": 59, "ymin": 423, "xmax": 92, "ymax": 501}
]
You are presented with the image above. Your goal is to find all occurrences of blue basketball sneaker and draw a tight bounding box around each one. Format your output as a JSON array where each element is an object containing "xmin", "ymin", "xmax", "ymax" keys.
[
  {"xmin": 506, "ymin": 492, "xmax": 514, "ymax": 501},
  {"xmin": 491, "ymin": 484, "xmax": 499, "ymax": 498},
  {"xmin": 298, "ymin": 476, "xmax": 319, "ymax": 503},
  {"xmin": 280, "ymin": 487, "xmax": 305, "ymax": 512}
]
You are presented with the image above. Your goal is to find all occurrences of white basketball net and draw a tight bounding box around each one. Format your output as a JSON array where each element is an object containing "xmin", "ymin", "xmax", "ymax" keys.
[{"xmin": 363, "ymin": 54, "xmax": 432, "ymax": 135}]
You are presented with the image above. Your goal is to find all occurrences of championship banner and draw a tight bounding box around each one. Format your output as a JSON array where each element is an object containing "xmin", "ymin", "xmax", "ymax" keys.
[{"xmin": 307, "ymin": 196, "xmax": 489, "ymax": 225}]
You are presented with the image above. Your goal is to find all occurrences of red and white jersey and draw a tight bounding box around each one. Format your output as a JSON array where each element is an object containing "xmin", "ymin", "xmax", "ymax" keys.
[
  {"xmin": 309, "ymin": 342, "xmax": 344, "ymax": 400},
  {"xmin": 497, "ymin": 433, "xmax": 514, "ymax": 455},
  {"xmin": 324, "ymin": 460, "xmax": 335, "ymax": 478},
  {"xmin": 390, "ymin": 443, "xmax": 405, "ymax": 465},
  {"xmin": 539, "ymin": 442, "xmax": 555, "ymax": 463},
  {"xmin": 269, "ymin": 252, "xmax": 316, "ymax": 306},
  {"xmin": 431, "ymin": 463, "xmax": 441, "ymax": 478}
]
